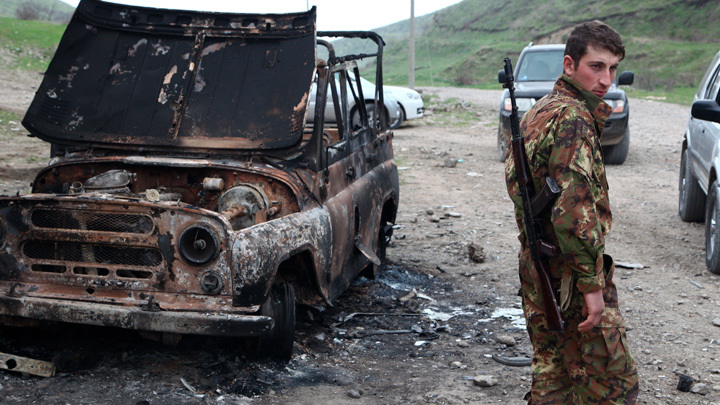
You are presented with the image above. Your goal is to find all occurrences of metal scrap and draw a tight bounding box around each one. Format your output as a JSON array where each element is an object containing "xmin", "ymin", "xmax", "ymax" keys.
[{"xmin": 0, "ymin": 351, "xmax": 56, "ymax": 377}]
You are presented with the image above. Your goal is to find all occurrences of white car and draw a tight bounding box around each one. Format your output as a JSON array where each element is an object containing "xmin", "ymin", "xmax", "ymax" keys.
[
  {"xmin": 305, "ymin": 75, "xmax": 402, "ymax": 129},
  {"xmin": 384, "ymin": 85, "xmax": 425, "ymax": 127}
]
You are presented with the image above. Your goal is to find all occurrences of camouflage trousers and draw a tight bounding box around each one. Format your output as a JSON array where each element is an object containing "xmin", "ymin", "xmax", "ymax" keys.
[{"xmin": 519, "ymin": 254, "xmax": 639, "ymax": 404}]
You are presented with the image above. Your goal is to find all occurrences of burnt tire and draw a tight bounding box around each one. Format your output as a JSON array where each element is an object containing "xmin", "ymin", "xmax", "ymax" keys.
[
  {"xmin": 602, "ymin": 127, "xmax": 630, "ymax": 165},
  {"xmin": 679, "ymin": 149, "xmax": 706, "ymax": 222},
  {"xmin": 706, "ymin": 181, "xmax": 720, "ymax": 274},
  {"xmin": 257, "ymin": 282, "xmax": 296, "ymax": 362}
]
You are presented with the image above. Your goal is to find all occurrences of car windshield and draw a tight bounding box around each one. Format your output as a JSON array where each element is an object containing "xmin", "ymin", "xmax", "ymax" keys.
[{"xmin": 516, "ymin": 50, "xmax": 564, "ymax": 82}]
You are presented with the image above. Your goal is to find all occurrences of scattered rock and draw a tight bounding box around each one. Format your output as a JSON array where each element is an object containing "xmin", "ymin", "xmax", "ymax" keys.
[
  {"xmin": 426, "ymin": 208, "xmax": 434, "ymax": 215},
  {"xmin": 468, "ymin": 242, "xmax": 486, "ymax": 263},
  {"xmin": 691, "ymin": 383, "xmax": 709, "ymax": 395},
  {"xmin": 449, "ymin": 361, "xmax": 466, "ymax": 369},
  {"xmin": 473, "ymin": 375, "xmax": 498, "ymax": 387},
  {"xmin": 446, "ymin": 212, "xmax": 462, "ymax": 218},
  {"xmin": 457, "ymin": 341, "xmax": 470, "ymax": 348},
  {"xmin": 493, "ymin": 334, "xmax": 516, "ymax": 346},
  {"xmin": 712, "ymin": 318, "xmax": 720, "ymax": 327},
  {"xmin": 347, "ymin": 389, "xmax": 362, "ymax": 399},
  {"xmin": 443, "ymin": 157, "xmax": 458, "ymax": 168}
]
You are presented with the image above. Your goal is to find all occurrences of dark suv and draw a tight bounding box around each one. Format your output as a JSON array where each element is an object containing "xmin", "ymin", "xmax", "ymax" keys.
[
  {"xmin": 0, "ymin": 0, "xmax": 399, "ymax": 362},
  {"xmin": 497, "ymin": 43, "xmax": 634, "ymax": 164}
]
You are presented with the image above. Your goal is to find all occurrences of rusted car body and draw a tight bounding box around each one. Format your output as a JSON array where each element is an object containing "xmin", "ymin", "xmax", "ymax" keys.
[{"xmin": 0, "ymin": 0, "xmax": 398, "ymax": 361}]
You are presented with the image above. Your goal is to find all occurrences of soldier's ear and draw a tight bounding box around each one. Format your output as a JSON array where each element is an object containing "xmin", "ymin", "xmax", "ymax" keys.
[{"xmin": 563, "ymin": 55, "xmax": 576, "ymax": 77}]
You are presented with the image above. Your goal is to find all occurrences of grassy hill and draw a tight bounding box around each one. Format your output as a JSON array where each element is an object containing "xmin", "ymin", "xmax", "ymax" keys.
[
  {"xmin": 0, "ymin": 16, "xmax": 66, "ymax": 71},
  {"xmin": 370, "ymin": 0, "xmax": 719, "ymax": 103},
  {"xmin": 0, "ymin": 0, "xmax": 73, "ymax": 22}
]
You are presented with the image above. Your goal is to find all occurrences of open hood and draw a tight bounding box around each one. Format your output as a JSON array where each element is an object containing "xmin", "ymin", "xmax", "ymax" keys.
[{"xmin": 23, "ymin": 0, "xmax": 316, "ymax": 152}]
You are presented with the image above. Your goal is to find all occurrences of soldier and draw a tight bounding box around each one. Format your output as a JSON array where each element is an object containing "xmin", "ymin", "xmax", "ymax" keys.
[{"xmin": 505, "ymin": 21, "xmax": 639, "ymax": 404}]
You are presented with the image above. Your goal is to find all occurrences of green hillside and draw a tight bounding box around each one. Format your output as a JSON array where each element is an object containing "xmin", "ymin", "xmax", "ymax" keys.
[
  {"xmin": 371, "ymin": 0, "xmax": 720, "ymax": 101},
  {"xmin": 0, "ymin": 16, "xmax": 66, "ymax": 71},
  {"xmin": 0, "ymin": 0, "xmax": 74, "ymax": 22}
]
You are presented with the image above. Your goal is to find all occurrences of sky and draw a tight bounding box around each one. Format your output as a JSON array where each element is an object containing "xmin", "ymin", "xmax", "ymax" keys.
[{"xmin": 58, "ymin": 0, "xmax": 464, "ymax": 31}]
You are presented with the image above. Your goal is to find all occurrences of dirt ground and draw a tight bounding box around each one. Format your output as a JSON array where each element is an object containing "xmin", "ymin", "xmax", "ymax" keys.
[{"xmin": 1, "ymin": 70, "xmax": 719, "ymax": 405}]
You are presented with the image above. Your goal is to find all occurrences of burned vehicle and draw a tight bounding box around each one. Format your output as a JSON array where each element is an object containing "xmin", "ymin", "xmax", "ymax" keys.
[{"xmin": 0, "ymin": 0, "xmax": 398, "ymax": 361}]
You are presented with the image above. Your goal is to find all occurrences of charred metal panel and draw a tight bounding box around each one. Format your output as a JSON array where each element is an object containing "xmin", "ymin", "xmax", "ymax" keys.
[
  {"xmin": 0, "ymin": 352, "xmax": 55, "ymax": 377},
  {"xmin": 22, "ymin": 0, "xmax": 316, "ymax": 152},
  {"xmin": 230, "ymin": 207, "xmax": 332, "ymax": 307}
]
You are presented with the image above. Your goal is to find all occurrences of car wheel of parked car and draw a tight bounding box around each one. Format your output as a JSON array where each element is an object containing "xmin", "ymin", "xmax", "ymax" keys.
[
  {"xmin": 602, "ymin": 127, "xmax": 630, "ymax": 165},
  {"xmin": 351, "ymin": 103, "xmax": 390, "ymax": 130},
  {"xmin": 257, "ymin": 282, "xmax": 296, "ymax": 361},
  {"xmin": 497, "ymin": 127, "xmax": 508, "ymax": 162},
  {"xmin": 679, "ymin": 149, "xmax": 706, "ymax": 222},
  {"xmin": 705, "ymin": 181, "xmax": 720, "ymax": 274},
  {"xmin": 389, "ymin": 108, "xmax": 404, "ymax": 129}
]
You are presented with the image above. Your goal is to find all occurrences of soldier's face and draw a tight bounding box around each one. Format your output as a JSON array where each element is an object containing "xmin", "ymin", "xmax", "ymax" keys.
[{"xmin": 563, "ymin": 45, "xmax": 620, "ymax": 99}]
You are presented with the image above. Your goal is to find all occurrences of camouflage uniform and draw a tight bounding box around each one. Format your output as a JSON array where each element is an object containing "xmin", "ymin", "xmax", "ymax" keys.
[{"xmin": 505, "ymin": 75, "xmax": 639, "ymax": 404}]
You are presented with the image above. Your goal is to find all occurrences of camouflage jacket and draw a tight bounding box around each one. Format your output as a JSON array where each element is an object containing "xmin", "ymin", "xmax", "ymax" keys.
[{"xmin": 505, "ymin": 74, "xmax": 613, "ymax": 294}]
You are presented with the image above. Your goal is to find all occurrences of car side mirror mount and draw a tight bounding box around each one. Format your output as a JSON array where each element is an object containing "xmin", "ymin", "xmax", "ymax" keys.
[
  {"xmin": 497, "ymin": 69, "xmax": 506, "ymax": 84},
  {"xmin": 618, "ymin": 71, "xmax": 634, "ymax": 86},
  {"xmin": 692, "ymin": 100, "xmax": 720, "ymax": 123}
]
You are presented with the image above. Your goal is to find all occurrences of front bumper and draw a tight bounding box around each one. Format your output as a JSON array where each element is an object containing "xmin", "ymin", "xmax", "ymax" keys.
[
  {"xmin": 402, "ymin": 99, "xmax": 425, "ymax": 120},
  {"xmin": 0, "ymin": 294, "xmax": 272, "ymax": 337}
]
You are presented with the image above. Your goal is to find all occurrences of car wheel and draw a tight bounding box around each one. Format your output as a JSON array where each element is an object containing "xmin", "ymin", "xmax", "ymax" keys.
[
  {"xmin": 602, "ymin": 127, "xmax": 630, "ymax": 165},
  {"xmin": 351, "ymin": 103, "xmax": 389, "ymax": 130},
  {"xmin": 389, "ymin": 107, "xmax": 404, "ymax": 129},
  {"xmin": 706, "ymin": 181, "xmax": 720, "ymax": 274},
  {"xmin": 678, "ymin": 148, "xmax": 706, "ymax": 222},
  {"xmin": 497, "ymin": 126, "xmax": 508, "ymax": 162},
  {"xmin": 257, "ymin": 282, "xmax": 296, "ymax": 362}
]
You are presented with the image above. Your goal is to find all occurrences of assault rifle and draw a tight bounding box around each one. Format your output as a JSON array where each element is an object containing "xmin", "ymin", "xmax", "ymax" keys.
[{"xmin": 502, "ymin": 57, "xmax": 565, "ymax": 331}]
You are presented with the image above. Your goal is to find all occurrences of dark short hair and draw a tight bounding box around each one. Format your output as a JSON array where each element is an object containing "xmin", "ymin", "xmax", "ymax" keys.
[{"xmin": 565, "ymin": 20, "xmax": 625, "ymax": 66}]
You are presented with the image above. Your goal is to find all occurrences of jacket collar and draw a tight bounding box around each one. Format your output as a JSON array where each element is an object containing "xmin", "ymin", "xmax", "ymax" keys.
[{"xmin": 555, "ymin": 74, "xmax": 613, "ymax": 131}]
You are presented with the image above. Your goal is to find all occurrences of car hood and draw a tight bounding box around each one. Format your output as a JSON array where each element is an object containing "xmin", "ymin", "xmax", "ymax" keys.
[{"xmin": 22, "ymin": 0, "xmax": 316, "ymax": 152}]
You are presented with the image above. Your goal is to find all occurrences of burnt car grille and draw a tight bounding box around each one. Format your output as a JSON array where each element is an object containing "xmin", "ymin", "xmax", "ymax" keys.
[
  {"xmin": 23, "ymin": 241, "xmax": 162, "ymax": 267},
  {"xmin": 31, "ymin": 209, "xmax": 154, "ymax": 234}
]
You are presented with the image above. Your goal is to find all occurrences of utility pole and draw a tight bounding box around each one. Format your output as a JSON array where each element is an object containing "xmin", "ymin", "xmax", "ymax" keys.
[{"xmin": 409, "ymin": 0, "xmax": 415, "ymax": 89}]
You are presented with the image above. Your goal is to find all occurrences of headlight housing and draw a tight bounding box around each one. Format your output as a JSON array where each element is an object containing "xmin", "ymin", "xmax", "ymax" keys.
[
  {"xmin": 504, "ymin": 97, "xmax": 536, "ymax": 112},
  {"xmin": 605, "ymin": 99, "xmax": 625, "ymax": 113},
  {"xmin": 178, "ymin": 224, "xmax": 220, "ymax": 265},
  {"xmin": 406, "ymin": 91, "xmax": 421, "ymax": 100}
]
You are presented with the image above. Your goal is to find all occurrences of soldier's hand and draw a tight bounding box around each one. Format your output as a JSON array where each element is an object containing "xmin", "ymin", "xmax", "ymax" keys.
[{"xmin": 578, "ymin": 289, "xmax": 604, "ymax": 333}]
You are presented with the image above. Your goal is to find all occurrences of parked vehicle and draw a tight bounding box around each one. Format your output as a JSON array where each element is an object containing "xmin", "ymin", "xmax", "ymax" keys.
[
  {"xmin": 305, "ymin": 74, "xmax": 402, "ymax": 129},
  {"xmin": 384, "ymin": 85, "xmax": 425, "ymax": 127},
  {"xmin": 0, "ymin": 0, "xmax": 399, "ymax": 362},
  {"xmin": 679, "ymin": 50, "xmax": 720, "ymax": 273},
  {"xmin": 497, "ymin": 43, "xmax": 634, "ymax": 164}
]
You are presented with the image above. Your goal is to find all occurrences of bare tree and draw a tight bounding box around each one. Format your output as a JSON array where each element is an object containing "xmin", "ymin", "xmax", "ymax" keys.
[{"xmin": 15, "ymin": 1, "xmax": 47, "ymax": 21}]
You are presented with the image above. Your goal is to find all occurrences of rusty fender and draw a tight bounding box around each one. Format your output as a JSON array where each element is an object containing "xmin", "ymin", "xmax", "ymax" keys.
[{"xmin": 230, "ymin": 207, "xmax": 332, "ymax": 307}]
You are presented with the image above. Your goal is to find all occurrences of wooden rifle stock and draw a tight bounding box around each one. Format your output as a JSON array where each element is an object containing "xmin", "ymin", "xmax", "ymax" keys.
[{"xmin": 504, "ymin": 57, "xmax": 565, "ymax": 332}]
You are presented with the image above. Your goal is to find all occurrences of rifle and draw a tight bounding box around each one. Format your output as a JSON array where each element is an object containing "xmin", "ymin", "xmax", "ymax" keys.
[{"xmin": 502, "ymin": 57, "xmax": 565, "ymax": 332}]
